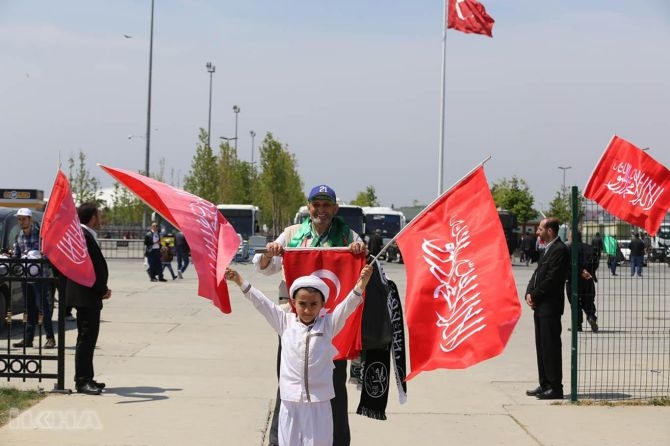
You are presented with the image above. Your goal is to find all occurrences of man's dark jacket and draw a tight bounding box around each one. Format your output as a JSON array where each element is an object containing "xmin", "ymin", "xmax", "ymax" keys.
[
  {"xmin": 66, "ymin": 228, "xmax": 109, "ymax": 309},
  {"xmin": 526, "ymin": 237, "xmax": 570, "ymax": 316}
]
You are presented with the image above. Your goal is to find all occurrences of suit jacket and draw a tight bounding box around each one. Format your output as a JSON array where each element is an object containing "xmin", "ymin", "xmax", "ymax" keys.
[
  {"xmin": 526, "ymin": 237, "xmax": 569, "ymax": 317},
  {"xmin": 66, "ymin": 227, "xmax": 109, "ymax": 309}
]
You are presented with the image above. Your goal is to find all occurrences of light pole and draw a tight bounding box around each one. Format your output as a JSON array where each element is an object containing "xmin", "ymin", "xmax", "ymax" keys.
[
  {"xmin": 219, "ymin": 136, "xmax": 237, "ymax": 146},
  {"xmin": 142, "ymin": 0, "xmax": 155, "ymax": 229},
  {"xmin": 558, "ymin": 166, "xmax": 572, "ymax": 193},
  {"xmin": 249, "ymin": 130, "xmax": 256, "ymax": 165},
  {"xmin": 206, "ymin": 62, "xmax": 216, "ymax": 147},
  {"xmin": 232, "ymin": 105, "xmax": 240, "ymax": 151}
]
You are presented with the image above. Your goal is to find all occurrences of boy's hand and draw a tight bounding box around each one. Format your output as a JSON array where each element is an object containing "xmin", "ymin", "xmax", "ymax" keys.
[
  {"xmin": 225, "ymin": 267, "xmax": 243, "ymax": 286},
  {"xmin": 356, "ymin": 265, "xmax": 373, "ymax": 290}
]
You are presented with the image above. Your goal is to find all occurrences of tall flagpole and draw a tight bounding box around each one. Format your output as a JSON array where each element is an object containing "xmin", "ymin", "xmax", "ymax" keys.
[{"xmin": 437, "ymin": 0, "xmax": 448, "ymax": 195}]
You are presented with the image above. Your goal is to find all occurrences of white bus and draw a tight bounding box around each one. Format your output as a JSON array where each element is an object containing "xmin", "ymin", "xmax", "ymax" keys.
[
  {"xmin": 293, "ymin": 204, "xmax": 365, "ymax": 236},
  {"xmin": 216, "ymin": 204, "xmax": 261, "ymax": 240},
  {"xmin": 362, "ymin": 207, "xmax": 406, "ymax": 262}
]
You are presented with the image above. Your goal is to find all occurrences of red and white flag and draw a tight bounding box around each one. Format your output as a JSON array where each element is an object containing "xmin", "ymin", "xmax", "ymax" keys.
[
  {"xmin": 447, "ymin": 0, "xmax": 495, "ymax": 37},
  {"xmin": 396, "ymin": 167, "xmax": 520, "ymax": 380},
  {"xmin": 282, "ymin": 249, "xmax": 367, "ymax": 360},
  {"xmin": 99, "ymin": 165, "xmax": 240, "ymax": 313},
  {"xmin": 584, "ymin": 135, "xmax": 670, "ymax": 236},
  {"xmin": 41, "ymin": 170, "xmax": 96, "ymax": 287}
]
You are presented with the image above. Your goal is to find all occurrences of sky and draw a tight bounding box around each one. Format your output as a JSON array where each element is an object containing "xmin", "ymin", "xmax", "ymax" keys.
[{"xmin": 1, "ymin": 0, "xmax": 669, "ymax": 212}]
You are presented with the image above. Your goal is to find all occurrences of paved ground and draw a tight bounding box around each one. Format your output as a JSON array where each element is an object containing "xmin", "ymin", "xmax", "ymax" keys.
[{"xmin": 1, "ymin": 258, "xmax": 668, "ymax": 445}]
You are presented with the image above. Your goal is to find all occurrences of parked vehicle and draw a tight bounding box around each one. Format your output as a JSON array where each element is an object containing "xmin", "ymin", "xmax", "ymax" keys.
[
  {"xmin": 246, "ymin": 235, "xmax": 269, "ymax": 258},
  {"xmin": 0, "ymin": 207, "xmax": 44, "ymax": 330},
  {"xmin": 234, "ymin": 233, "xmax": 249, "ymax": 263}
]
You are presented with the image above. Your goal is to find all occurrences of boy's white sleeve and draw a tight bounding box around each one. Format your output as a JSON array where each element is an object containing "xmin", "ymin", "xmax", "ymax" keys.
[
  {"xmin": 240, "ymin": 281, "xmax": 287, "ymax": 334},
  {"xmin": 331, "ymin": 286, "xmax": 364, "ymax": 335}
]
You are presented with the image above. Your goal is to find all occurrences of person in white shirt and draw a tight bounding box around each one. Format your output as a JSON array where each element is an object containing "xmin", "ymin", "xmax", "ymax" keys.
[{"xmin": 226, "ymin": 264, "xmax": 372, "ymax": 446}]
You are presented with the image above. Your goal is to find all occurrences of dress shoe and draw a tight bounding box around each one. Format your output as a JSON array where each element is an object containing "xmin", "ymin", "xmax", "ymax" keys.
[
  {"xmin": 177, "ymin": 271, "xmax": 183, "ymax": 279},
  {"xmin": 91, "ymin": 380, "xmax": 106, "ymax": 389},
  {"xmin": 13, "ymin": 339, "xmax": 33, "ymax": 348},
  {"xmin": 44, "ymin": 338, "xmax": 56, "ymax": 349},
  {"xmin": 588, "ymin": 317, "xmax": 599, "ymax": 333},
  {"xmin": 158, "ymin": 278, "xmax": 167, "ymax": 282},
  {"xmin": 536, "ymin": 389, "xmax": 563, "ymax": 400},
  {"xmin": 525, "ymin": 386, "xmax": 545, "ymax": 396},
  {"xmin": 76, "ymin": 382, "xmax": 102, "ymax": 395}
]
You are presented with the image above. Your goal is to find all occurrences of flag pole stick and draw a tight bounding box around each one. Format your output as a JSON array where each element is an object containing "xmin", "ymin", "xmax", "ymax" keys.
[
  {"xmin": 437, "ymin": 0, "xmax": 448, "ymax": 195},
  {"xmin": 370, "ymin": 155, "xmax": 492, "ymax": 264}
]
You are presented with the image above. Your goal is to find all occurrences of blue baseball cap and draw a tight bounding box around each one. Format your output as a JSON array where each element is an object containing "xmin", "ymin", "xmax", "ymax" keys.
[{"xmin": 308, "ymin": 184, "xmax": 336, "ymax": 202}]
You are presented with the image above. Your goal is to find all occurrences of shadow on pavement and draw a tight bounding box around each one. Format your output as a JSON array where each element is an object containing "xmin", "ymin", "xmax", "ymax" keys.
[{"xmin": 105, "ymin": 386, "xmax": 183, "ymax": 404}]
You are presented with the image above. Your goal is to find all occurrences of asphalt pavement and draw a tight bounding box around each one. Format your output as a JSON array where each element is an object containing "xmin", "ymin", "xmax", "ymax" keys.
[{"xmin": 0, "ymin": 258, "xmax": 667, "ymax": 445}]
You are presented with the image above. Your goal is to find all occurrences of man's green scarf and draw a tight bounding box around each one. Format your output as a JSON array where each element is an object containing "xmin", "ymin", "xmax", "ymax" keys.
[{"xmin": 288, "ymin": 216, "xmax": 351, "ymax": 248}]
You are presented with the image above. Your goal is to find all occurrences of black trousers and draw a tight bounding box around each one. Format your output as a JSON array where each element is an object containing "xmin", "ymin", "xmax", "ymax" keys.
[
  {"xmin": 533, "ymin": 312, "xmax": 563, "ymax": 391},
  {"xmin": 269, "ymin": 339, "xmax": 350, "ymax": 446},
  {"xmin": 74, "ymin": 306, "xmax": 101, "ymax": 386}
]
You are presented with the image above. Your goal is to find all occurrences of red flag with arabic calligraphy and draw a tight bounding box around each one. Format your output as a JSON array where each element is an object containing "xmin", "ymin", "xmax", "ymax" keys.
[
  {"xmin": 98, "ymin": 165, "xmax": 240, "ymax": 313},
  {"xmin": 447, "ymin": 0, "xmax": 495, "ymax": 37},
  {"xmin": 41, "ymin": 170, "xmax": 96, "ymax": 287},
  {"xmin": 584, "ymin": 135, "xmax": 670, "ymax": 236},
  {"xmin": 283, "ymin": 249, "xmax": 367, "ymax": 360},
  {"xmin": 396, "ymin": 167, "xmax": 520, "ymax": 380}
]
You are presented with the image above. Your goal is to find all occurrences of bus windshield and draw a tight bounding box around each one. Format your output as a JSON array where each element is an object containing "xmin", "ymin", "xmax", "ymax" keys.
[
  {"xmin": 364, "ymin": 214, "xmax": 402, "ymax": 238},
  {"xmin": 217, "ymin": 205, "xmax": 260, "ymax": 240}
]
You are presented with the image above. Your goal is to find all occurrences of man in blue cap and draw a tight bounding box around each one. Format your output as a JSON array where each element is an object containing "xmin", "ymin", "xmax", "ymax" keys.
[{"xmin": 253, "ymin": 184, "xmax": 367, "ymax": 446}]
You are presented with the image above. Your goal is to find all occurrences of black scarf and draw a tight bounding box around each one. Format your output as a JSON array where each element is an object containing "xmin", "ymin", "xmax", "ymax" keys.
[{"xmin": 356, "ymin": 272, "xmax": 407, "ymax": 420}]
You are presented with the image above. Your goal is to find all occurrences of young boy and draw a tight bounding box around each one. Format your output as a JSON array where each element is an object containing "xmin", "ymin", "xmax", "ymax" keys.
[{"xmin": 225, "ymin": 264, "xmax": 373, "ymax": 446}]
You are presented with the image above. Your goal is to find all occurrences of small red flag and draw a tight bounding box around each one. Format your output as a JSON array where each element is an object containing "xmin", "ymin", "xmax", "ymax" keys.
[
  {"xmin": 584, "ymin": 135, "xmax": 670, "ymax": 236},
  {"xmin": 282, "ymin": 249, "xmax": 367, "ymax": 360},
  {"xmin": 99, "ymin": 165, "xmax": 240, "ymax": 313},
  {"xmin": 41, "ymin": 170, "xmax": 96, "ymax": 287},
  {"xmin": 396, "ymin": 167, "xmax": 520, "ymax": 380},
  {"xmin": 447, "ymin": 0, "xmax": 495, "ymax": 37}
]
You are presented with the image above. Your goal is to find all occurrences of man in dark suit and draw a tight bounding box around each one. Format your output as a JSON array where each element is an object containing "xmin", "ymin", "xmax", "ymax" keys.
[
  {"xmin": 525, "ymin": 217, "xmax": 570, "ymax": 400},
  {"xmin": 66, "ymin": 202, "xmax": 111, "ymax": 395}
]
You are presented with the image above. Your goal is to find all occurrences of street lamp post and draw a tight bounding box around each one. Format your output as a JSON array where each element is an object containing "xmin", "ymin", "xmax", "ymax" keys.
[
  {"xmin": 232, "ymin": 105, "xmax": 240, "ymax": 151},
  {"xmin": 249, "ymin": 130, "xmax": 256, "ymax": 165},
  {"xmin": 206, "ymin": 62, "xmax": 216, "ymax": 147},
  {"xmin": 219, "ymin": 136, "xmax": 237, "ymax": 146},
  {"xmin": 557, "ymin": 166, "xmax": 572, "ymax": 193},
  {"xmin": 142, "ymin": 0, "xmax": 155, "ymax": 229}
]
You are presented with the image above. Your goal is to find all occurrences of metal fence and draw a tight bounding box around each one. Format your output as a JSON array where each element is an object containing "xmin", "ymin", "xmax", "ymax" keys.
[
  {"xmin": 98, "ymin": 238, "xmax": 146, "ymax": 259},
  {"xmin": 570, "ymin": 188, "xmax": 670, "ymax": 401},
  {"xmin": 0, "ymin": 258, "xmax": 67, "ymax": 391}
]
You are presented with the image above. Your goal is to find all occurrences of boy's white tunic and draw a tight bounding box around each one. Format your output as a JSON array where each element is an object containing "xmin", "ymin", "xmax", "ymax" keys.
[{"xmin": 239, "ymin": 280, "xmax": 363, "ymax": 445}]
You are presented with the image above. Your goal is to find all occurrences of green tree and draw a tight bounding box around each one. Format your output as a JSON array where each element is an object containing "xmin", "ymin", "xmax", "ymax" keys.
[
  {"xmin": 184, "ymin": 128, "xmax": 220, "ymax": 203},
  {"xmin": 106, "ymin": 182, "xmax": 144, "ymax": 226},
  {"xmin": 548, "ymin": 186, "xmax": 585, "ymax": 225},
  {"xmin": 256, "ymin": 133, "xmax": 304, "ymax": 236},
  {"xmin": 351, "ymin": 186, "xmax": 379, "ymax": 206},
  {"xmin": 218, "ymin": 141, "xmax": 251, "ymax": 204},
  {"xmin": 491, "ymin": 176, "xmax": 538, "ymax": 222},
  {"xmin": 68, "ymin": 151, "xmax": 101, "ymax": 205}
]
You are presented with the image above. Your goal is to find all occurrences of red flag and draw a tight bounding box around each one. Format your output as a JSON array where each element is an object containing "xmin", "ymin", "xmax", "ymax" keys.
[
  {"xmin": 282, "ymin": 248, "xmax": 367, "ymax": 360},
  {"xmin": 584, "ymin": 135, "xmax": 670, "ymax": 236},
  {"xmin": 41, "ymin": 170, "xmax": 96, "ymax": 287},
  {"xmin": 447, "ymin": 0, "xmax": 495, "ymax": 37},
  {"xmin": 396, "ymin": 167, "xmax": 520, "ymax": 380},
  {"xmin": 98, "ymin": 165, "xmax": 240, "ymax": 313}
]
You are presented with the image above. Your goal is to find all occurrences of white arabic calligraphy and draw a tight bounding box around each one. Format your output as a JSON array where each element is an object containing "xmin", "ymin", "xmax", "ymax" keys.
[
  {"xmin": 188, "ymin": 194, "xmax": 219, "ymax": 279},
  {"xmin": 56, "ymin": 221, "xmax": 89, "ymax": 264},
  {"xmin": 606, "ymin": 161, "xmax": 664, "ymax": 211},
  {"xmin": 422, "ymin": 216, "xmax": 486, "ymax": 352}
]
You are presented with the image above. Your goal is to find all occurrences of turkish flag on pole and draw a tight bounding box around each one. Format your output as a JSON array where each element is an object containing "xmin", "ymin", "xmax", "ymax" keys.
[
  {"xmin": 584, "ymin": 135, "xmax": 670, "ymax": 236},
  {"xmin": 396, "ymin": 167, "xmax": 520, "ymax": 380},
  {"xmin": 41, "ymin": 170, "xmax": 96, "ymax": 287},
  {"xmin": 447, "ymin": 0, "xmax": 495, "ymax": 37},
  {"xmin": 99, "ymin": 165, "xmax": 240, "ymax": 313},
  {"xmin": 282, "ymin": 248, "xmax": 367, "ymax": 360}
]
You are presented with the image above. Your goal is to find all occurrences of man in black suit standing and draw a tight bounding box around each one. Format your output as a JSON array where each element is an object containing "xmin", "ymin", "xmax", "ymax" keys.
[
  {"xmin": 525, "ymin": 217, "xmax": 570, "ymax": 400},
  {"xmin": 66, "ymin": 202, "xmax": 111, "ymax": 395}
]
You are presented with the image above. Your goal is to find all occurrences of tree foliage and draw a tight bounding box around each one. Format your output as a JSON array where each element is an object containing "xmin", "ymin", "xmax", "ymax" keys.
[
  {"xmin": 106, "ymin": 182, "xmax": 144, "ymax": 226},
  {"xmin": 67, "ymin": 151, "xmax": 101, "ymax": 205},
  {"xmin": 548, "ymin": 186, "xmax": 585, "ymax": 225},
  {"xmin": 491, "ymin": 176, "xmax": 538, "ymax": 222},
  {"xmin": 183, "ymin": 129, "xmax": 220, "ymax": 203},
  {"xmin": 256, "ymin": 133, "xmax": 304, "ymax": 237},
  {"xmin": 351, "ymin": 186, "xmax": 379, "ymax": 206}
]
